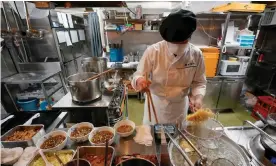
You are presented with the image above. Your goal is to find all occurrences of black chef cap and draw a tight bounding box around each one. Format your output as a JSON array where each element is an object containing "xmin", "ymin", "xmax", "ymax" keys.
[{"xmin": 160, "ymin": 9, "xmax": 197, "ymax": 43}]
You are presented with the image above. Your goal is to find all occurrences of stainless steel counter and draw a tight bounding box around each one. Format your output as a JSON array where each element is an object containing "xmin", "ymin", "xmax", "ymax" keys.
[
  {"xmin": 53, "ymin": 93, "xmax": 112, "ymax": 109},
  {"xmin": 225, "ymin": 125, "xmax": 267, "ymax": 166}
]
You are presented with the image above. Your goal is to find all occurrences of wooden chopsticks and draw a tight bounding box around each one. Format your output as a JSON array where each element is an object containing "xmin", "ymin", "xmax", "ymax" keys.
[
  {"xmin": 145, "ymin": 73, "xmax": 158, "ymax": 124},
  {"xmin": 84, "ymin": 68, "xmax": 114, "ymax": 82}
]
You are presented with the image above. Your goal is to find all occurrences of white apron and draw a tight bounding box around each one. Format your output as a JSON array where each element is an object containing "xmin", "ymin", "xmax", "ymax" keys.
[{"xmin": 143, "ymin": 93, "xmax": 189, "ymax": 125}]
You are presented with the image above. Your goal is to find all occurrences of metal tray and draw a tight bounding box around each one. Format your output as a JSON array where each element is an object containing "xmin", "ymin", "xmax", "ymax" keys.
[
  {"xmin": 27, "ymin": 149, "xmax": 75, "ymax": 166},
  {"xmin": 74, "ymin": 146, "xmax": 115, "ymax": 166},
  {"xmin": 168, "ymin": 134, "xmax": 251, "ymax": 166},
  {"xmin": 1, "ymin": 125, "xmax": 45, "ymax": 148}
]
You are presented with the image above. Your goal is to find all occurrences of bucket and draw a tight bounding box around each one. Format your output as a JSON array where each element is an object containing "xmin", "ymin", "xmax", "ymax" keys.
[{"xmin": 17, "ymin": 98, "xmax": 38, "ymax": 111}]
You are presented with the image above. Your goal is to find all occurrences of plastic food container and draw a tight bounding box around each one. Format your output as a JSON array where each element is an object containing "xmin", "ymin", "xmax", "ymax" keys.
[
  {"xmin": 27, "ymin": 149, "xmax": 75, "ymax": 166},
  {"xmin": 17, "ymin": 98, "xmax": 38, "ymax": 111},
  {"xmin": 1, "ymin": 125, "xmax": 45, "ymax": 148},
  {"xmin": 237, "ymin": 35, "xmax": 255, "ymax": 47}
]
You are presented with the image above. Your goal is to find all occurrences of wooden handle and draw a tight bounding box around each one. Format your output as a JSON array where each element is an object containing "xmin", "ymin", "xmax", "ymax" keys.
[
  {"xmin": 146, "ymin": 89, "xmax": 158, "ymax": 124},
  {"xmin": 85, "ymin": 68, "xmax": 114, "ymax": 82},
  {"xmin": 146, "ymin": 91, "xmax": 152, "ymax": 122},
  {"xmin": 147, "ymin": 90, "xmax": 158, "ymax": 124}
]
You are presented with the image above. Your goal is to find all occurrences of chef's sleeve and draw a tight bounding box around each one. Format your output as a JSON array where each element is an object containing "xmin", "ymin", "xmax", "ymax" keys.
[
  {"xmin": 131, "ymin": 47, "xmax": 153, "ymax": 91},
  {"xmin": 191, "ymin": 51, "xmax": 207, "ymax": 96}
]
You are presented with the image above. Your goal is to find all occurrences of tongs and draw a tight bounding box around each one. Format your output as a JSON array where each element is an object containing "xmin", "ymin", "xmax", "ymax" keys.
[{"xmin": 163, "ymin": 126, "xmax": 207, "ymax": 166}]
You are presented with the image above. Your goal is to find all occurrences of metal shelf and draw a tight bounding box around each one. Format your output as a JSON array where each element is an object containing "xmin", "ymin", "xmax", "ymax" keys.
[
  {"xmin": 221, "ymin": 45, "xmax": 253, "ymax": 50},
  {"xmin": 105, "ymin": 29, "xmax": 159, "ymax": 33},
  {"xmin": 16, "ymin": 83, "xmax": 63, "ymax": 100},
  {"xmin": 53, "ymin": 27, "xmax": 85, "ymax": 31},
  {"xmin": 197, "ymin": 11, "xmax": 263, "ymax": 16},
  {"xmin": 104, "ymin": 19, "xmax": 160, "ymax": 23},
  {"xmin": 2, "ymin": 72, "xmax": 60, "ymax": 84},
  {"xmin": 215, "ymin": 12, "xmax": 264, "ymax": 76},
  {"xmin": 63, "ymin": 55, "xmax": 83, "ymax": 64}
]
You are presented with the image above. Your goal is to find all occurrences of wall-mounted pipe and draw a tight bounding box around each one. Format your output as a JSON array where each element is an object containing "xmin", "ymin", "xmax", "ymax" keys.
[
  {"xmin": 2, "ymin": 2, "xmax": 11, "ymax": 32},
  {"xmin": 23, "ymin": 1, "xmax": 31, "ymax": 30}
]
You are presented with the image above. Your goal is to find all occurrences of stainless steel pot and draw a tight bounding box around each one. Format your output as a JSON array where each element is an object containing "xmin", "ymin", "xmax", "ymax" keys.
[
  {"xmin": 81, "ymin": 57, "xmax": 109, "ymax": 83},
  {"xmin": 67, "ymin": 72, "xmax": 102, "ymax": 103}
]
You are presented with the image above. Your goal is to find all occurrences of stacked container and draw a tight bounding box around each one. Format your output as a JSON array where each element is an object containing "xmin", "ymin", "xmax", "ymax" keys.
[{"xmin": 200, "ymin": 47, "xmax": 220, "ymax": 78}]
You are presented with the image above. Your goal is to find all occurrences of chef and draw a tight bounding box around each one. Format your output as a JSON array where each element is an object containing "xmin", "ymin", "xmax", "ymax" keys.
[{"xmin": 131, "ymin": 9, "xmax": 207, "ymax": 125}]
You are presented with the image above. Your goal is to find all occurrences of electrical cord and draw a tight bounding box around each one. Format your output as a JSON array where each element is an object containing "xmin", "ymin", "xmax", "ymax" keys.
[
  {"xmin": 122, "ymin": 2, "xmax": 136, "ymax": 15},
  {"xmin": 197, "ymin": 20, "xmax": 217, "ymax": 40}
]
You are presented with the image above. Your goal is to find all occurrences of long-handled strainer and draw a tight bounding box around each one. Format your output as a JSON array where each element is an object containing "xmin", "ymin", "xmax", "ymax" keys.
[{"xmin": 163, "ymin": 126, "xmax": 208, "ymax": 166}]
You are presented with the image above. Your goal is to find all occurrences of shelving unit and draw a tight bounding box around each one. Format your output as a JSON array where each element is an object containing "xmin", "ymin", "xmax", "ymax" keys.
[
  {"xmin": 49, "ymin": 11, "xmax": 89, "ymax": 79},
  {"xmin": 105, "ymin": 29, "xmax": 159, "ymax": 33},
  {"xmin": 2, "ymin": 71, "xmax": 66, "ymax": 111},
  {"xmin": 104, "ymin": 19, "xmax": 162, "ymax": 23},
  {"xmin": 216, "ymin": 11, "xmax": 264, "ymax": 76}
]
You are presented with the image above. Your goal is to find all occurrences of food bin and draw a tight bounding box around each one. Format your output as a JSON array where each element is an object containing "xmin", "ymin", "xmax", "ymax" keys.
[
  {"xmin": 1, "ymin": 125, "xmax": 45, "ymax": 148},
  {"xmin": 27, "ymin": 149, "xmax": 75, "ymax": 166},
  {"xmin": 74, "ymin": 146, "xmax": 115, "ymax": 166}
]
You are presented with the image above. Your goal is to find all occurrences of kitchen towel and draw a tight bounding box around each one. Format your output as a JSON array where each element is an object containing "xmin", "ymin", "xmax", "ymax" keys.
[{"xmin": 133, "ymin": 125, "xmax": 153, "ymax": 146}]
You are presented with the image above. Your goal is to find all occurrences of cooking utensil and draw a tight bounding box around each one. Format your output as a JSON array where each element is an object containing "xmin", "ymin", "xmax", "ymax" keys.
[
  {"xmin": 82, "ymin": 57, "xmax": 109, "ymax": 83},
  {"xmin": 39, "ymin": 150, "xmax": 54, "ymax": 166},
  {"xmin": 168, "ymin": 134, "xmax": 251, "ymax": 166},
  {"xmin": 0, "ymin": 115, "xmax": 14, "ymax": 125},
  {"xmin": 77, "ymin": 147, "xmax": 79, "ymax": 166},
  {"xmin": 24, "ymin": 113, "xmax": 40, "ymax": 125},
  {"xmin": 114, "ymin": 85, "xmax": 136, "ymax": 137},
  {"xmin": 145, "ymin": 73, "xmax": 158, "ymax": 123},
  {"xmin": 67, "ymin": 72, "xmax": 102, "ymax": 103},
  {"xmin": 105, "ymin": 140, "xmax": 108, "ymax": 166},
  {"xmin": 163, "ymin": 126, "xmax": 195, "ymax": 166},
  {"xmin": 54, "ymin": 153, "xmax": 64, "ymax": 166},
  {"xmin": 254, "ymin": 112, "xmax": 276, "ymax": 155},
  {"xmin": 244, "ymin": 117, "xmax": 276, "ymax": 157},
  {"xmin": 84, "ymin": 68, "xmax": 114, "ymax": 82},
  {"xmin": 177, "ymin": 128, "xmax": 207, "ymax": 163}
]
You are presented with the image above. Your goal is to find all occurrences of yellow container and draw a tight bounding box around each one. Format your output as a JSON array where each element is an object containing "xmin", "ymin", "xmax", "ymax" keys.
[
  {"xmin": 212, "ymin": 2, "xmax": 266, "ymax": 13},
  {"xmin": 134, "ymin": 24, "xmax": 143, "ymax": 30},
  {"xmin": 229, "ymin": 57, "xmax": 238, "ymax": 61},
  {"xmin": 199, "ymin": 47, "xmax": 220, "ymax": 53},
  {"xmin": 202, "ymin": 52, "xmax": 219, "ymax": 78}
]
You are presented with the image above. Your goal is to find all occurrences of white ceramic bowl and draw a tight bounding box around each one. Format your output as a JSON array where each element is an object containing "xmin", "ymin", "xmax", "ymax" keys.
[
  {"xmin": 114, "ymin": 119, "xmax": 135, "ymax": 137},
  {"xmin": 36, "ymin": 130, "xmax": 67, "ymax": 151},
  {"xmin": 88, "ymin": 126, "xmax": 115, "ymax": 146},
  {"xmin": 67, "ymin": 122, "xmax": 94, "ymax": 143}
]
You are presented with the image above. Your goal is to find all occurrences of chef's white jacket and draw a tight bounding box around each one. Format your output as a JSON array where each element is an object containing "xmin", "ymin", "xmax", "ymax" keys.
[{"xmin": 132, "ymin": 40, "xmax": 207, "ymax": 124}]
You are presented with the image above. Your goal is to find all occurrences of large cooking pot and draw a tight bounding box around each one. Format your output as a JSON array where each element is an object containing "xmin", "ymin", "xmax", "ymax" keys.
[
  {"xmin": 254, "ymin": 112, "xmax": 276, "ymax": 157},
  {"xmin": 67, "ymin": 72, "xmax": 102, "ymax": 103},
  {"xmin": 81, "ymin": 57, "xmax": 108, "ymax": 83}
]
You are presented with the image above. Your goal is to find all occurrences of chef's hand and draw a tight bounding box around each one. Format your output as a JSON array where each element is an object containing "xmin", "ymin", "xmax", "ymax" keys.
[
  {"xmin": 190, "ymin": 95, "xmax": 203, "ymax": 111},
  {"xmin": 136, "ymin": 77, "xmax": 151, "ymax": 92}
]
